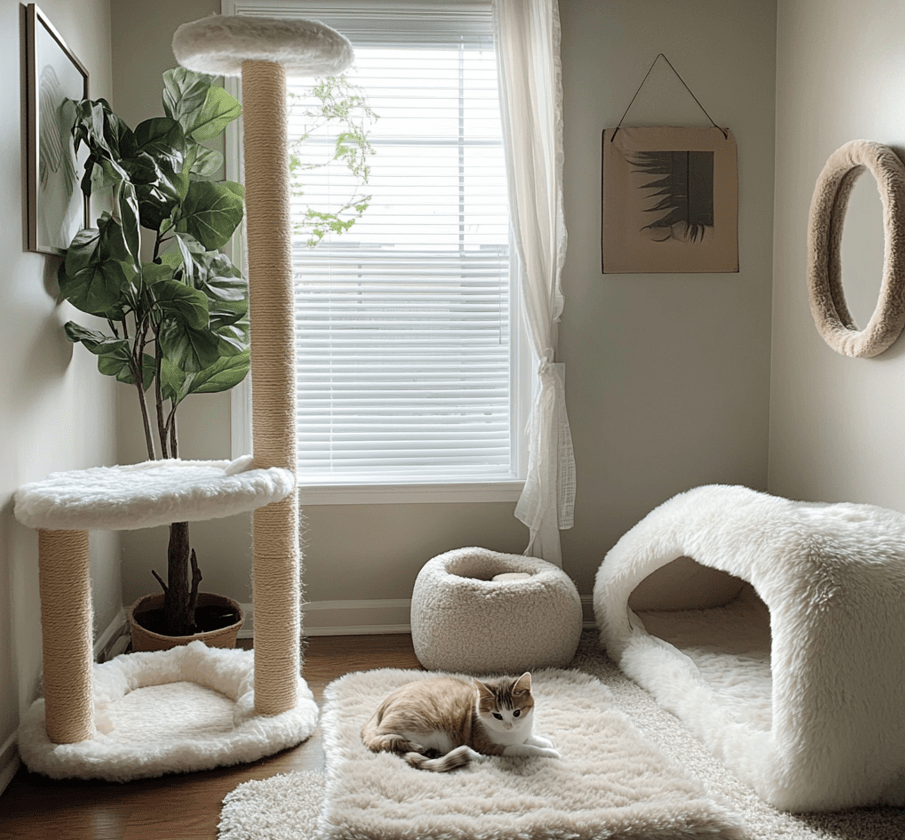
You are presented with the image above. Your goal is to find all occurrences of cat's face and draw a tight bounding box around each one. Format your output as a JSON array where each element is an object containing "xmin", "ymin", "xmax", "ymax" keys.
[{"xmin": 474, "ymin": 672, "xmax": 534, "ymax": 734}]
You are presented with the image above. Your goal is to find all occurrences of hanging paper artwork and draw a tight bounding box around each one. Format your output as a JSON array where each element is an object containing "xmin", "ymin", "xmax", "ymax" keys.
[{"xmin": 601, "ymin": 126, "xmax": 738, "ymax": 274}]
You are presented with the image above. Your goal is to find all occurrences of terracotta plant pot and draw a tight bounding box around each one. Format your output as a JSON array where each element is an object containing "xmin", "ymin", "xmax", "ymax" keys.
[{"xmin": 127, "ymin": 592, "xmax": 245, "ymax": 653}]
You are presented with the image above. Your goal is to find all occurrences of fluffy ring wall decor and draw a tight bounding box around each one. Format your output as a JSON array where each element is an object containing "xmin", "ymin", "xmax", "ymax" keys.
[{"xmin": 807, "ymin": 139, "xmax": 905, "ymax": 357}]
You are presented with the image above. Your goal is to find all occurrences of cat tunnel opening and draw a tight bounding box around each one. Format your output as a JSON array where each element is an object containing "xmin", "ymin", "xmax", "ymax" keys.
[{"xmin": 627, "ymin": 556, "xmax": 774, "ymax": 733}]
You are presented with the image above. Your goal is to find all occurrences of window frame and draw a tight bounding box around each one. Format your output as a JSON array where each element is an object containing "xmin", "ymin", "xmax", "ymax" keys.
[{"xmin": 223, "ymin": 0, "xmax": 529, "ymax": 505}]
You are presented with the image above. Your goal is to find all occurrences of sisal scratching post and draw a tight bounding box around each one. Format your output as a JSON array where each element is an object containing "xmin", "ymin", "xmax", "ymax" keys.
[
  {"xmin": 242, "ymin": 59, "xmax": 300, "ymax": 714},
  {"xmin": 172, "ymin": 15, "xmax": 353, "ymax": 716},
  {"xmin": 37, "ymin": 529, "xmax": 94, "ymax": 743}
]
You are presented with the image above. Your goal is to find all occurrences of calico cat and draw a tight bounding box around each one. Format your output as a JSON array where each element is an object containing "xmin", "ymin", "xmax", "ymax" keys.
[{"xmin": 360, "ymin": 672, "xmax": 560, "ymax": 772}]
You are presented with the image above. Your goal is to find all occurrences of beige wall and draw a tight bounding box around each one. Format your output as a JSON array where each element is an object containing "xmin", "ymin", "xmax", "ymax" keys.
[
  {"xmin": 559, "ymin": 0, "xmax": 777, "ymax": 595},
  {"xmin": 0, "ymin": 0, "xmax": 116, "ymax": 786},
  {"xmin": 112, "ymin": 0, "xmax": 779, "ymax": 621},
  {"xmin": 769, "ymin": 0, "xmax": 905, "ymax": 506}
]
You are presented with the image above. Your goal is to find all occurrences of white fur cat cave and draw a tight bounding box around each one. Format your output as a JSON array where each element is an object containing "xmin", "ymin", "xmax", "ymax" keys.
[{"xmin": 594, "ymin": 484, "xmax": 905, "ymax": 812}]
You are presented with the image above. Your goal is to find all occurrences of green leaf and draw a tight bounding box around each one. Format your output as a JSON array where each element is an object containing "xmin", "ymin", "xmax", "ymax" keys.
[
  {"xmin": 159, "ymin": 355, "xmax": 187, "ymax": 402},
  {"xmin": 59, "ymin": 228, "xmax": 133, "ymax": 318},
  {"xmin": 116, "ymin": 182, "xmax": 141, "ymax": 262},
  {"xmin": 94, "ymin": 213, "xmax": 126, "ymax": 263},
  {"xmin": 162, "ymin": 68, "xmax": 214, "ymax": 136},
  {"xmin": 158, "ymin": 318, "xmax": 221, "ymax": 373},
  {"xmin": 64, "ymin": 321, "xmax": 111, "ymax": 348},
  {"xmin": 184, "ymin": 351, "xmax": 250, "ymax": 396},
  {"xmin": 185, "ymin": 142, "xmax": 223, "ymax": 178},
  {"xmin": 134, "ymin": 117, "xmax": 186, "ymax": 161},
  {"xmin": 121, "ymin": 150, "xmax": 158, "ymax": 186},
  {"xmin": 63, "ymin": 321, "xmax": 153, "ymax": 387},
  {"xmin": 192, "ymin": 251, "xmax": 247, "ymax": 325},
  {"xmin": 175, "ymin": 180, "xmax": 244, "ymax": 249},
  {"xmin": 212, "ymin": 317, "xmax": 249, "ymax": 356},
  {"xmin": 128, "ymin": 118, "xmax": 190, "ymax": 230},
  {"xmin": 86, "ymin": 156, "xmax": 129, "ymax": 196},
  {"xmin": 159, "ymin": 232, "xmax": 208, "ymax": 285},
  {"xmin": 187, "ymin": 84, "xmax": 241, "ymax": 142},
  {"xmin": 62, "ymin": 228, "xmax": 102, "ymax": 276},
  {"xmin": 59, "ymin": 259, "xmax": 132, "ymax": 320},
  {"xmin": 140, "ymin": 261, "xmax": 174, "ymax": 287},
  {"xmin": 152, "ymin": 279, "xmax": 209, "ymax": 330}
]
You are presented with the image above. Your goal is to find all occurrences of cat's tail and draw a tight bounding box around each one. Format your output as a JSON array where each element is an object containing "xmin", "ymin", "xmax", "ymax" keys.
[{"xmin": 405, "ymin": 745, "xmax": 477, "ymax": 772}]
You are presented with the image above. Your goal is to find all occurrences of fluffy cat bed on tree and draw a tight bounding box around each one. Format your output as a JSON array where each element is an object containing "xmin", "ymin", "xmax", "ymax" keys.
[
  {"xmin": 14, "ymin": 455, "xmax": 294, "ymax": 530},
  {"xmin": 17, "ymin": 641, "xmax": 318, "ymax": 782},
  {"xmin": 594, "ymin": 484, "xmax": 905, "ymax": 812},
  {"xmin": 411, "ymin": 548, "xmax": 583, "ymax": 674}
]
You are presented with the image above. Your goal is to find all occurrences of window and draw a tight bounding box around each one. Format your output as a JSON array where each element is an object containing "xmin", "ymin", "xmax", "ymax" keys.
[{"xmin": 227, "ymin": 1, "xmax": 526, "ymax": 503}]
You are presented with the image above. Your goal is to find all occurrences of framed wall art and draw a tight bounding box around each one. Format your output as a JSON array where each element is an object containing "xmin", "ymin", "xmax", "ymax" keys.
[
  {"xmin": 25, "ymin": 3, "xmax": 89, "ymax": 255},
  {"xmin": 601, "ymin": 125, "xmax": 738, "ymax": 274}
]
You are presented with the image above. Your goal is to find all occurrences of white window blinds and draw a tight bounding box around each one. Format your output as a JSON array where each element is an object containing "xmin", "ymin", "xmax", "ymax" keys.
[{"xmin": 275, "ymin": 2, "xmax": 516, "ymax": 485}]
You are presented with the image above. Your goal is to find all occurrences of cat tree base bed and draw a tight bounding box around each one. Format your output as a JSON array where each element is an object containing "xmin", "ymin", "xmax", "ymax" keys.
[{"xmin": 17, "ymin": 642, "xmax": 318, "ymax": 782}]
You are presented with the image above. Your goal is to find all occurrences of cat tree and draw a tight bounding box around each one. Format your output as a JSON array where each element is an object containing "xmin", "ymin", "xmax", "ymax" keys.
[{"xmin": 13, "ymin": 15, "xmax": 353, "ymax": 781}]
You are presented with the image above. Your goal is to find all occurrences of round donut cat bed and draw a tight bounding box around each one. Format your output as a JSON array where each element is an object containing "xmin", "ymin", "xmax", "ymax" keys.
[
  {"xmin": 594, "ymin": 484, "xmax": 905, "ymax": 812},
  {"xmin": 13, "ymin": 15, "xmax": 353, "ymax": 781},
  {"xmin": 411, "ymin": 548, "xmax": 583, "ymax": 674}
]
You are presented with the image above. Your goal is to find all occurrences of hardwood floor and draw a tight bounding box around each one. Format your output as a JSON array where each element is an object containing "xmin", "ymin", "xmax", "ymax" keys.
[{"xmin": 0, "ymin": 635, "xmax": 423, "ymax": 840}]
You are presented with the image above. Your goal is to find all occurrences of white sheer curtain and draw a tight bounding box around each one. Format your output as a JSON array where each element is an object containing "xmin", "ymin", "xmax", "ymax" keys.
[{"xmin": 493, "ymin": 0, "xmax": 574, "ymax": 565}]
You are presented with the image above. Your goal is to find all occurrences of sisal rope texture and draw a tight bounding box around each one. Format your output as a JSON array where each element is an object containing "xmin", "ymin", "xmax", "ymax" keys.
[
  {"xmin": 37, "ymin": 529, "xmax": 95, "ymax": 743},
  {"xmin": 241, "ymin": 60, "xmax": 301, "ymax": 716}
]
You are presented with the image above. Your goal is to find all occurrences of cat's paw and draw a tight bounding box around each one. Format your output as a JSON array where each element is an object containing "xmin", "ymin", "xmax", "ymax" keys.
[{"xmin": 529, "ymin": 734, "xmax": 555, "ymax": 750}]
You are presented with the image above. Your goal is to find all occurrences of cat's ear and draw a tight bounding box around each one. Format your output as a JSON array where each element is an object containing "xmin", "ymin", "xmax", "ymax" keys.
[
  {"xmin": 513, "ymin": 672, "xmax": 532, "ymax": 694},
  {"xmin": 473, "ymin": 678, "xmax": 495, "ymax": 699}
]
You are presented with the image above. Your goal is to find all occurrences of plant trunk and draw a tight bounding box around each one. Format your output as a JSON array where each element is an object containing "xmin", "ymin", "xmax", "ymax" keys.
[{"xmin": 162, "ymin": 521, "xmax": 201, "ymax": 636}]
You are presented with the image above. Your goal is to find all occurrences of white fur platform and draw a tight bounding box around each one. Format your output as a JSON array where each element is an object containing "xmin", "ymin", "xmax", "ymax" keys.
[
  {"xmin": 14, "ymin": 456, "xmax": 294, "ymax": 531},
  {"xmin": 17, "ymin": 641, "xmax": 318, "ymax": 782},
  {"xmin": 594, "ymin": 484, "xmax": 905, "ymax": 812},
  {"xmin": 172, "ymin": 14, "xmax": 352, "ymax": 77},
  {"xmin": 411, "ymin": 548, "xmax": 583, "ymax": 674}
]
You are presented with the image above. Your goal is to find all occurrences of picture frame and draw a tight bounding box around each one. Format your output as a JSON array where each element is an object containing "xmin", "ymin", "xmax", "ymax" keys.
[
  {"xmin": 601, "ymin": 126, "xmax": 738, "ymax": 274},
  {"xmin": 25, "ymin": 3, "xmax": 89, "ymax": 255}
]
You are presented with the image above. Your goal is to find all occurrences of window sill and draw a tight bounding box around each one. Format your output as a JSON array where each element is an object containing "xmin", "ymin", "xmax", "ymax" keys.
[{"xmin": 298, "ymin": 480, "xmax": 525, "ymax": 506}]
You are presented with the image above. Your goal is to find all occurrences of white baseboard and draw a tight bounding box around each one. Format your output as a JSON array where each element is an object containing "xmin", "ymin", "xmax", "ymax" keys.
[
  {"xmin": 304, "ymin": 599, "xmax": 413, "ymax": 636},
  {"xmin": 245, "ymin": 595, "xmax": 596, "ymax": 637},
  {"xmin": 95, "ymin": 608, "xmax": 130, "ymax": 662},
  {"xmin": 0, "ymin": 732, "xmax": 18, "ymax": 799}
]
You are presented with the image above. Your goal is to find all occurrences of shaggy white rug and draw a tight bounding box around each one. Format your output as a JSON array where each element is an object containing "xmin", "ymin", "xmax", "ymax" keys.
[
  {"xmin": 225, "ymin": 667, "xmax": 745, "ymax": 840},
  {"xmin": 219, "ymin": 634, "xmax": 905, "ymax": 840}
]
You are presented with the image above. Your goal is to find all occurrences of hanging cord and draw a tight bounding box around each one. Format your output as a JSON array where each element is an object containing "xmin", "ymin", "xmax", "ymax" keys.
[{"xmin": 610, "ymin": 53, "xmax": 728, "ymax": 141}]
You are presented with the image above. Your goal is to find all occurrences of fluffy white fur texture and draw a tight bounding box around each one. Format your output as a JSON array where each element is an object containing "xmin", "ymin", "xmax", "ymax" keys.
[
  {"xmin": 172, "ymin": 14, "xmax": 353, "ymax": 78},
  {"xmin": 14, "ymin": 456, "xmax": 294, "ymax": 531},
  {"xmin": 410, "ymin": 548, "xmax": 583, "ymax": 674},
  {"xmin": 317, "ymin": 667, "xmax": 744, "ymax": 840},
  {"xmin": 595, "ymin": 484, "xmax": 905, "ymax": 812},
  {"xmin": 17, "ymin": 641, "xmax": 319, "ymax": 783},
  {"xmin": 218, "ymin": 634, "xmax": 905, "ymax": 840},
  {"xmin": 220, "ymin": 769, "xmax": 324, "ymax": 840}
]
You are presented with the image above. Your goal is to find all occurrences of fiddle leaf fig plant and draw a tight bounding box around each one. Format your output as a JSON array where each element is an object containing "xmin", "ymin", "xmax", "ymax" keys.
[{"xmin": 58, "ymin": 68, "xmax": 249, "ymax": 637}]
